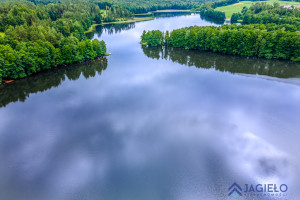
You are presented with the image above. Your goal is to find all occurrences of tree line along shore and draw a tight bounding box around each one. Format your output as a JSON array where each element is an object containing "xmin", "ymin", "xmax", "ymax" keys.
[
  {"xmin": 0, "ymin": 0, "xmax": 213, "ymax": 84},
  {"xmin": 141, "ymin": 2, "xmax": 300, "ymax": 61},
  {"xmin": 1, "ymin": 0, "xmax": 299, "ymax": 84}
]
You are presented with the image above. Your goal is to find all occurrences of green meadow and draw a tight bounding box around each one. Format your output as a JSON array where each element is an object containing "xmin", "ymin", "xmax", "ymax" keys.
[{"xmin": 215, "ymin": 0, "xmax": 300, "ymax": 18}]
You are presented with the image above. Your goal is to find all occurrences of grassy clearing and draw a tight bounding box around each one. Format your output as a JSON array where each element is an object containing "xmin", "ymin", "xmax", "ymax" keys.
[
  {"xmin": 101, "ymin": 10, "xmax": 108, "ymax": 15},
  {"xmin": 215, "ymin": 0, "xmax": 300, "ymax": 18},
  {"xmin": 0, "ymin": 32, "xmax": 4, "ymax": 37},
  {"xmin": 135, "ymin": 12, "xmax": 153, "ymax": 16},
  {"xmin": 215, "ymin": 1, "xmax": 254, "ymax": 18},
  {"xmin": 84, "ymin": 9, "xmax": 109, "ymax": 33},
  {"xmin": 84, "ymin": 23, "xmax": 100, "ymax": 34}
]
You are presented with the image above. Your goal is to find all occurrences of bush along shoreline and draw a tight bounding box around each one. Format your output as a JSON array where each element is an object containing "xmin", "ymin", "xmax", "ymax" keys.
[
  {"xmin": 0, "ymin": 37, "xmax": 107, "ymax": 84},
  {"xmin": 140, "ymin": 25, "xmax": 300, "ymax": 61}
]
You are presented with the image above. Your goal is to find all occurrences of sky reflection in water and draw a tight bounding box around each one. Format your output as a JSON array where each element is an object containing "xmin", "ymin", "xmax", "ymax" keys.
[{"xmin": 0, "ymin": 13, "xmax": 300, "ymax": 200}]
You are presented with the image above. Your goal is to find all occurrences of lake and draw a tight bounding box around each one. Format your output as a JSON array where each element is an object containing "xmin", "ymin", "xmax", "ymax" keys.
[{"xmin": 0, "ymin": 13, "xmax": 300, "ymax": 200}]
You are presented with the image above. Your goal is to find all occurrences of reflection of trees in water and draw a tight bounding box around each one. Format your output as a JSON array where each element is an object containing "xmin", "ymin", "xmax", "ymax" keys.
[
  {"xmin": 0, "ymin": 59, "xmax": 107, "ymax": 108},
  {"xmin": 135, "ymin": 12, "xmax": 192, "ymax": 18},
  {"xmin": 87, "ymin": 13, "xmax": 198, "ymax": 39},
  {"xmin": 103, "ymin": 23, "xmax": 136, "ymax": 35},
  {"xmin": 142, "ymin": 46, "xmax": 300, "ymax": 78},
  {"xmin": 87, "ymin": 23, "xmax": 136, "ymax": 39},
  {"xmin": 200, "ymin": 15, "xmax": 225, "ymax": 25},
  {"xmin": 153, "ymin": 12, "xmax": 191, "ymax": 18}
]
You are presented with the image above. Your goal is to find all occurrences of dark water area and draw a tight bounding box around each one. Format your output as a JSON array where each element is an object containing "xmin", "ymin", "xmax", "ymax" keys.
[
  {"xmin": 0, "ymin": 13, "xmax": 300, "ymax": 200},
  {"xmin": 142, "ymin": 46, "xmax": 300, "ymax": 79},
  {"xmin": 200, "ymin": 15, "xmax": 226, "ymax": 25},
  {"xmin": 135, "ymin": 11, "xmax": 192, "ymax": 18},
  {"xmin": 152, "ymin": 11, "xmax": 192, "ymax": 18},
  {"xmin": 0, "ymin": 59, "xmax": 107, "ymax": 108},
  {"xmin": 86, "ymin": 23, "xmax": 136, "ymax": 39}
]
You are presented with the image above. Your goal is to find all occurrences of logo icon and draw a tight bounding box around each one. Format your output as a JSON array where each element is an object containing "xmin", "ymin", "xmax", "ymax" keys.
[{"xmin": 228, "ymin": 182, "xmax": 242, "ymax": 198}]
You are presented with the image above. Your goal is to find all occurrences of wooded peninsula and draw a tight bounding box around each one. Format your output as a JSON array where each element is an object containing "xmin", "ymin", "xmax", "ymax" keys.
[{"xmin": 141, "ymin": 2, "xmax": 300, "ymax": 61}]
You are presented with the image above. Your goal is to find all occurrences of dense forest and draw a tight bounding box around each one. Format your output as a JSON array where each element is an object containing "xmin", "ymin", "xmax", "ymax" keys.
[
  {"xmin": 141, "ymin": 23, "xmax": 300, "ymax": 61},
  {"xmin": 98, "ymin": 0, "xmax": 211, "ymax": 14},
  {"xmin": 200, "ymin": 0, "xmax": 300, "ymax": 22},
  {"xmin": 231, "ymin": 2, "xmax": 300, "ymax": 28},
  {"xmin": 0, "ymin": 0, "xmax": 109, "ymax": 83}
]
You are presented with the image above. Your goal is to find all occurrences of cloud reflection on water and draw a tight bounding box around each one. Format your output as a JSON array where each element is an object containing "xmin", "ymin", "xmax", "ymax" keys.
[{"xmin": 0, "ymin": 13, "xmax": 299, "ymax": 200}]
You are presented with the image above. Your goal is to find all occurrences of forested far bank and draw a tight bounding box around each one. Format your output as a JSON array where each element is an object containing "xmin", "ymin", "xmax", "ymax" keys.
[
  {"xmin": 97, "ymin": 0, "xmax": 211, "ymax": 14},
  {"xmin": 198, "ymin": 0, "xmax": 300, "ymax": 22},
  {"xmin": 231, "ymin": 2, "xmax": 300, "ymax": 27},
  {"xmin": 140, "ymin": 24, "xmax": 300, "ymax": 61}
]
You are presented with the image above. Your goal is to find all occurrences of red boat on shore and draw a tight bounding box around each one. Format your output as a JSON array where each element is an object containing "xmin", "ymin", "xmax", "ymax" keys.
[{"xmin": 2, "ymin": 80, "xmax": 14, "ymax": 84}]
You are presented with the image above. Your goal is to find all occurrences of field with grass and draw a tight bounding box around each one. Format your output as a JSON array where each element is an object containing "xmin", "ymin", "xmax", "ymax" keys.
[
  {"xmin": 215, "ymin": 0, "xmax": 300, "ymax": 18},
  {"xmin": 84, "ymin": 23, "xmax": 100, "ymax": 34}
]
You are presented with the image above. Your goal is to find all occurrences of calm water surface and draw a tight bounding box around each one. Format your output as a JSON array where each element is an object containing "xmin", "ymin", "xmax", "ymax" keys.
[{"xmin": 0, "ymin": 13, "xmax": 300, "ymax": 200}]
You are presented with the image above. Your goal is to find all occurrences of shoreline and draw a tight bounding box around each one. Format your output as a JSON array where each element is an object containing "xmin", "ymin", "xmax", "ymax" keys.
[
  {"xmin": 84, "ymin": 24, "xmax": 101, "ymax": 34},
  {"xmin": 135, "ymin": 9, "xmax": 192, "ymax": 16},
  {"xmin": 85, "ymin": 9, "xmax": 194, "ymax": 34},
  {"xmin": 0, "ymin": 56, "xmax": 109, "ymax": 85},
  {"xmin": 142, "ymin": 45, "xmax": 299, "ymax": 62},
  {"xmin": 85, "ymin": 17, "xmax": 154, "ymax": 34},
  {"xmin": 102, "ymin": 17, "xmax": 154, "ymax": 25}
]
